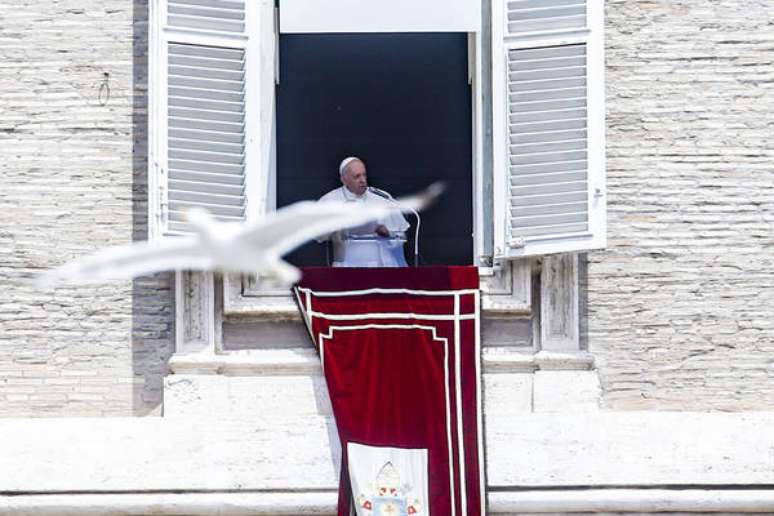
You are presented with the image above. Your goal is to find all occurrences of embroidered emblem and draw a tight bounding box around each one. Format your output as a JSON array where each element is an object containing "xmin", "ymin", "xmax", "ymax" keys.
[{"xmin": 356, "ymin": 462, "xmax": 422, "ymax": 515}]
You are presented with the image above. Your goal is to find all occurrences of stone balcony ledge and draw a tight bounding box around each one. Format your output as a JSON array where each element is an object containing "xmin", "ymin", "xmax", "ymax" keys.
[{"xmin": 168, "ymin": 347, "xmax": 595, "ymax": 376}]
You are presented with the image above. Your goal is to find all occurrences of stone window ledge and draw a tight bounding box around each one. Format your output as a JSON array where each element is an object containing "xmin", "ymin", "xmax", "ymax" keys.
[
  {"xmin": 168, "ymin": 347, "xmax": 594, "ymax": 376},
  {"xmin": 223, "ymin": 261, "xmax": 533, "ymax": 318},
  {"xmin": 5, "ymin": 489, "xmax": 773, "ymax": 515}
]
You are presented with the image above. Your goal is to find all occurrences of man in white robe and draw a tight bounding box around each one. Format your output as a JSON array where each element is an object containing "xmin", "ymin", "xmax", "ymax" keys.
[{"xmin": 318, "ymin": 157, "xmax": 409, "ymax": 267}]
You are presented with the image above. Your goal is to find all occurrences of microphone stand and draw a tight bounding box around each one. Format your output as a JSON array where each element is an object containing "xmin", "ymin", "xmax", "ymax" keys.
[{"xmin": 369, "ymin": 187, "xmax": 421, "ymax": 267}]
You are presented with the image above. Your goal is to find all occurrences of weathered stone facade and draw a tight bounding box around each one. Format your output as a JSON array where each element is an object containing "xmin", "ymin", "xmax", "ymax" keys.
[
  {"xmin": 0, "ymin": 0, "xmax": 173, "ymax": 416},
  {"xmin": 2, "ymin": 1, "xmax": 774, "ymax": 514},
  {"xmin": 1, "ymin": 0, "xmax": 772, "ymax": 419},
  {"xmin": 594, "ymin": 0, "xmax": 774, "ymax": 409}
]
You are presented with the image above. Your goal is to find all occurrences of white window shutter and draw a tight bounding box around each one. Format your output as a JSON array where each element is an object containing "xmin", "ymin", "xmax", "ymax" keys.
[
  {"xmin": 492, "ymin": 0, "xmax": 605, "ymax": 258},
  {"xmin": 149, "ymin": 0, "xmax": 259, "ymax": 238}
]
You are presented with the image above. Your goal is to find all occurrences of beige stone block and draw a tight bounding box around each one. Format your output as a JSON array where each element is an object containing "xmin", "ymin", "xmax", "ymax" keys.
[
  {"xmin": 163, "ymin": 374, "xmax": 333, "ymax": 418},
  {"xmin": 533, "ymin": 370, "xmax": 601, "ymax": 412},
  {"xmin": 483, "ymin": 373, "xmax": 532, "ymax": 414}
]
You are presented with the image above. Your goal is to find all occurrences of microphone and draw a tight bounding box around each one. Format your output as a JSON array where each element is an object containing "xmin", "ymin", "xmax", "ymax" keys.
[
  {"xmin": 369, "ymin": 186, "xmax": 422, "ymax": 267},
  {"xmin": 368, "ymin": 186, "xmax": 392, "ymax": 199}
]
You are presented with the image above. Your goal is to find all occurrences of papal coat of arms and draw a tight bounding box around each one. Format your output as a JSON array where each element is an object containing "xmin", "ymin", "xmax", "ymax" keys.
[{"xmin": 356, "ymin": 462, "xmax": 422, "ymax": 515}]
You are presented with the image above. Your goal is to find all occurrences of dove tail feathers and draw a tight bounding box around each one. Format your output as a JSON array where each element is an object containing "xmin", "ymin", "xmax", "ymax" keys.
[
  {"xmin": 396, "ymin": 181, "xmax": 447, "ymax": 212},
  {"xmin": 267, "ymin": 258, "xmax": 302, "ymax": 286}
]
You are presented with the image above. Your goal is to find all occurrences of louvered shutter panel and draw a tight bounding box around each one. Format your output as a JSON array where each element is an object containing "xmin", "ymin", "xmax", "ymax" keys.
[
  {"xmin": 150, "ymin": 0, "xmax": 257, "ymax": 237},
  {"xmin": 492, "ymin": 0, "xmax": 605, "ymax": 257}
]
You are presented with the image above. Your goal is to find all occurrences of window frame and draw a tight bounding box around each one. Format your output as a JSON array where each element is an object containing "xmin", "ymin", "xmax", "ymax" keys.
[
  {"xmin": 147, "ymin": 0, "xmax": 603, "ymax": 335},
  {"xmin": 223, "ymin": 22, "xmax": 494, "ymax": 316}
]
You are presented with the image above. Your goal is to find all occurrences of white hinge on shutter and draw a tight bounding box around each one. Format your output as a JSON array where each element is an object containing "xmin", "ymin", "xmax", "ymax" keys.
[
  {"xmin": 492, "ymin": 0, "xmax": 605, "ymax": 258},
  {"xmin": 150, "ymin": 0, "xmax": 253, "ymax": 237}
]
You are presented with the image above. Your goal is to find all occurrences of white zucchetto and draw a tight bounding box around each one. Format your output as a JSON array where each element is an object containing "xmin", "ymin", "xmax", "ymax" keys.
[{"xmin": 339, "ymin": 156, "xmax": 361, "ymax": 177}]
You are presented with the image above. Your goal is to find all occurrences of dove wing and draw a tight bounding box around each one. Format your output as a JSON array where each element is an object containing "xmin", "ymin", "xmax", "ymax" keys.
[
  {"xmin": 237, "ymin": 186, "xmax": 439, "ymax": 258},
  {"xmin": 39, "ymin": 237, "xmax": 212, "ymax": 286}
]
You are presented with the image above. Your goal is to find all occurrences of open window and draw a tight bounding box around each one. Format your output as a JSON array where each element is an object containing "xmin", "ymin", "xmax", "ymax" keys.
[
  {"xmin": 275, "ymin": 32, "xmax": 474, "ymax": 267},
  {"xmin": 276, "ymin": 0, "xmax": 484, "ymax": 268},
  {"xmin": 149, "ymin": 0, "xmax": 485, "ymax": 265},
  {"xmin": 148, "ymin": 0, "xmax": 606, "ymax": 318}
]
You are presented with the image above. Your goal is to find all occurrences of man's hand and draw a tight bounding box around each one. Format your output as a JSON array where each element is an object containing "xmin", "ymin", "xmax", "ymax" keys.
[{"xmin": 374, "ymin": 224, "xmax": 390, "ymax": 237}]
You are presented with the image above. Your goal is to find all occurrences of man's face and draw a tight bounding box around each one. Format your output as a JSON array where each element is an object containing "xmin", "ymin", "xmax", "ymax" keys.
[{"xmin": 341, "ymin": 160, "xmax": 368, "ymax": 196}]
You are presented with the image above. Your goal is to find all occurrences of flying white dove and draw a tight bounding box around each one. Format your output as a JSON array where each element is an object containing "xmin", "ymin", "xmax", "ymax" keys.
[{"xmin": 37, "ymin": 183, "xmax": 445, "ymax": 287}]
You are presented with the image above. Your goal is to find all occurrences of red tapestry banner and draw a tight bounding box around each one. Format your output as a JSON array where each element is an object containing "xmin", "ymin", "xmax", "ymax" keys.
[{"xmin": 294, "ymin": 266, "xmax": 484, "ymax": 516}]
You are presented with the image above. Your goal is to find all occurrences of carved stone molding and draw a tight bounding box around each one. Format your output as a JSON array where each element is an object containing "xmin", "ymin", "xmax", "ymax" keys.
[
  {"xmin": 540, "ymin": 253, "xmax": 580, "ymax": 351},
  {"xmin": 480, "ymin": 259, "xmax": 532, "ymax": 314},
  {"xmin": 175, "ymin": 271, "xmax": 220, "ymax": 354},
  {"xmin": 224, "ymin": 261, "xmax": 533, "ymax": 318},
  {"xmin": 223, "ymin": 272, "xmax": 299, "ymax": 318},
  {"xmin": 184, "ymin": 258, "xmax": 583, "ymax": 356}
]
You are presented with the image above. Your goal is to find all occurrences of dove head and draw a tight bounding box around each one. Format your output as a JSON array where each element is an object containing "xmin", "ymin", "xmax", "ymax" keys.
[{"xmin": 424, "ymin": 181, "xmax": 446, "ymax": 202}]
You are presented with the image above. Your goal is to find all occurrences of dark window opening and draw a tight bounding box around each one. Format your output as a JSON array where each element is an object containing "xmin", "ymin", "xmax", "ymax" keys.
[{"xmin": 276, "ymin": 33, "xmax": 473, "ymax": 266}]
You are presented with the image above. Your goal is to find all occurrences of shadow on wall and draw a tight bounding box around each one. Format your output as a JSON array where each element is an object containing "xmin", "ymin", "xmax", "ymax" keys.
[{"xmin": 132, "ymin": 0, "xmax": 175, "ymax": 416}]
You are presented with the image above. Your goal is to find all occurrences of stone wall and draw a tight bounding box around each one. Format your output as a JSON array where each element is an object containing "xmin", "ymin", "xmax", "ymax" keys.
[
  {"xmin": 592, "ymin": 0, "xmax": 774, "ymax": 409},
  {"xmin": 2, "ymin": 0, "xmax": 773, "ymax": 417},
  {"xmin": 0, "ymin": 0, "xmax": 173, "ymax": 416}
]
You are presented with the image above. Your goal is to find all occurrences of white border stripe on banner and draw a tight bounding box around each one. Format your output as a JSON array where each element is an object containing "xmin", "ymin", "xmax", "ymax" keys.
[
  {"xmin": 317, "ymin": 332, "xmax": 325, "ymax": 372},
  {"xmin": 442, "ymin": 325, "xmax": 457, "ymax": 516},
  {"xmin": 296, "ymin": 287, "xmax": 479, "ymax": 297},
  {"xmin": 475, "ymin": 290, "xmax": 486, "ymax": 515},
  {"xmin": 293, "ymin": 289, "xmax": 316, "ymax": 344},
  {"xmin": 306, "ymin": 311, "xmax": 476, "ymax": 322},
  {"xmin": 454, "ymin": 293, "xmax": 468, "ymax": 515},
  {"xmin": 318, "ymin": 324, "xmax": 457, "ymax": 516}
]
